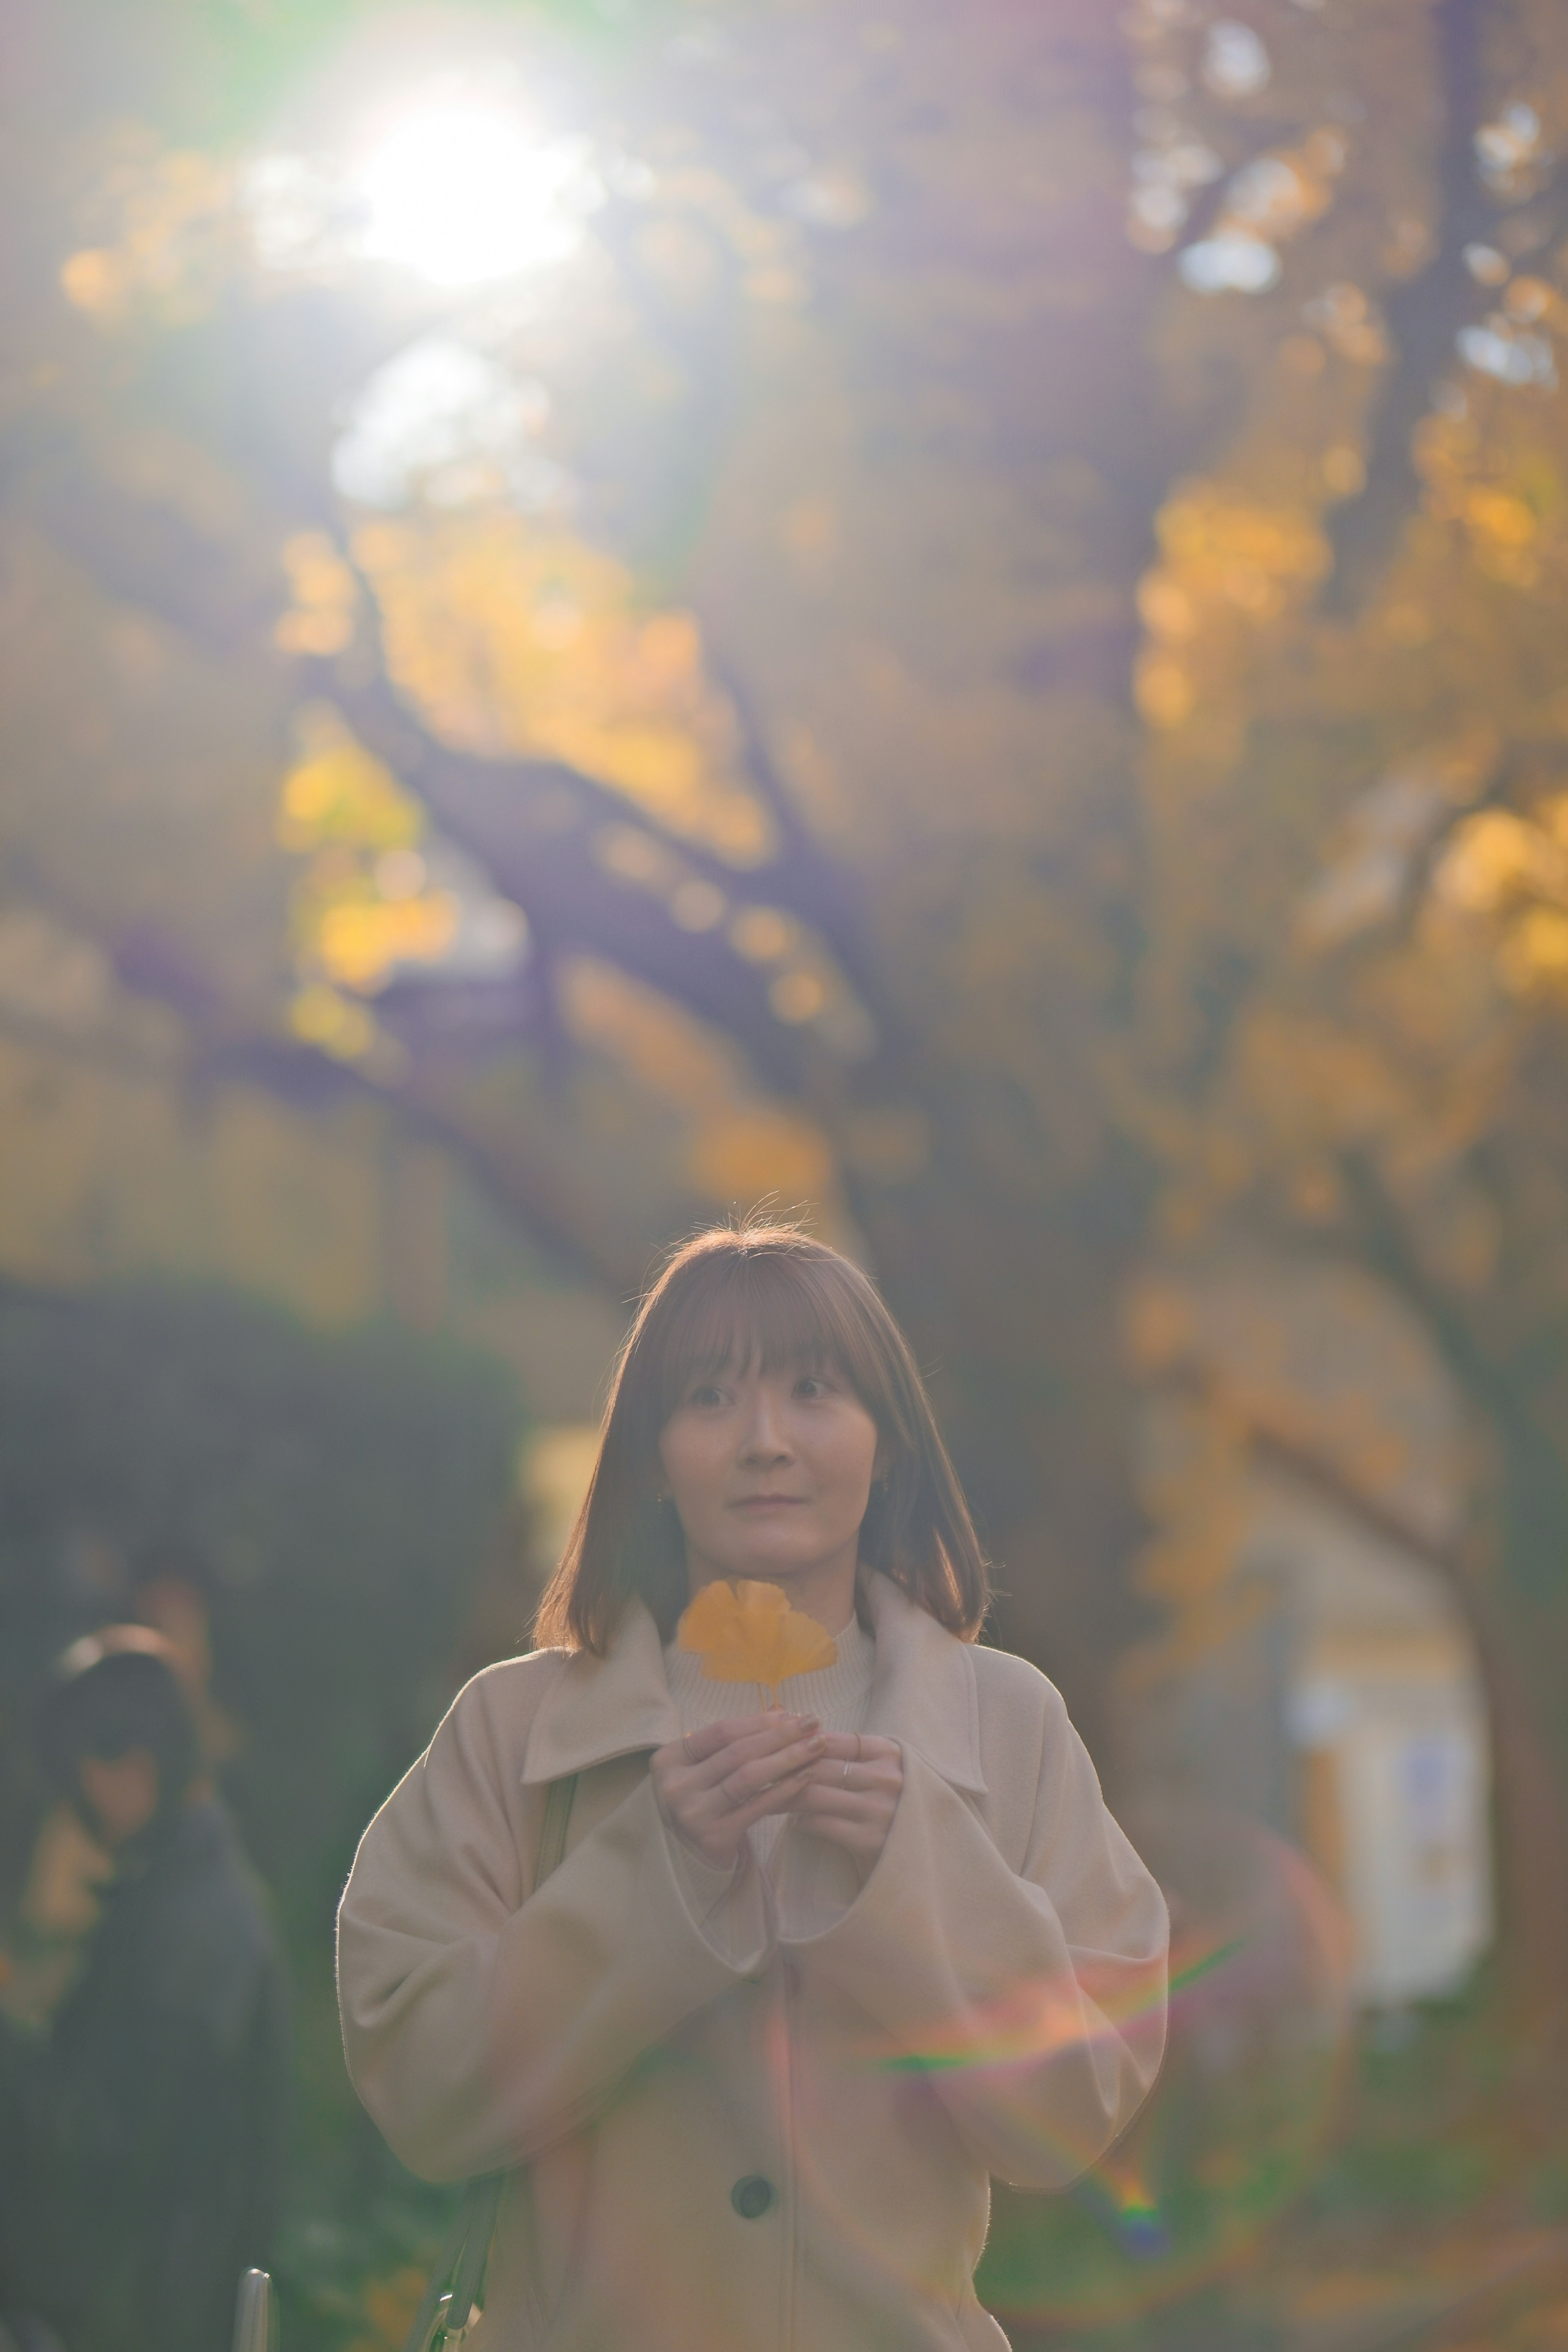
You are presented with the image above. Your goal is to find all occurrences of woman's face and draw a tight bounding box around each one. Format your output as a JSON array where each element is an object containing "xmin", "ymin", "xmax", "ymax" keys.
[{"xmin": 657, "ymin": 1352, "xmax": 882, "ymax": 1629}]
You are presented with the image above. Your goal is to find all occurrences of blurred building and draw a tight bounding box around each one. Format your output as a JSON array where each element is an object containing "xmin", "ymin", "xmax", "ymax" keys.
[
  {"xmin": 1279, "ymin": 1485, "xmax": 1490, "ymax": 2004},
  {"xmin": 1123, "ymin": 1250, "xmax": 1493, "ymax": 2007}
]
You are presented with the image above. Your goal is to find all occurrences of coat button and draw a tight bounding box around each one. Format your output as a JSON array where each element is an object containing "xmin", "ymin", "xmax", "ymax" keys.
[{"xmin": 731, "ymin": 2174, "xmax": 775, "ymax": 2220}]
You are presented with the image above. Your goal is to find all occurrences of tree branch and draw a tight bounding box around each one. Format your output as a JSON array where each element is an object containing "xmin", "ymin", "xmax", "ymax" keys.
[
  {"xmin": 194, "ymin": 1029, "xmax": 655, "ymax": 1295},
  {"xmin": 323, "ymin": 662, "xmax": 826, "ymax": 1096},
  {"xmin": 1338, "ymin": 1152, "xmax": 1568, "ymax": 1592},
  {"xmin": 1323, "ymin": 0, "xmax": 1493, "ymax": 614}
]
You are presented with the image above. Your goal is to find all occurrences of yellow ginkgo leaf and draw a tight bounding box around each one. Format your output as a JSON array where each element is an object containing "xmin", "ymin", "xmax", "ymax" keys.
[{"xmin": 677, "ymin": 1578, "xmax": 837, "ymax": 1705}]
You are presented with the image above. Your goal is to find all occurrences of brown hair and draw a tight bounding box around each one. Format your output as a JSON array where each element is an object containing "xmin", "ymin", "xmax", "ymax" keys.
[{"xmin": 534, "ymin": 1221, "xmax": 990, "ymax": 1654}]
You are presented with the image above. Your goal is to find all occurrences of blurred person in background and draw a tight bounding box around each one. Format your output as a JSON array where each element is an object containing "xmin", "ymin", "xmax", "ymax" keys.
[
  {"xmin": 124, "ymin": 1538, "xmax": 243, "ymax": 1778},
  {"xmin": 0, "ymin": 1629, "xmax": 288, "ymax": 2352},
  {"xmin": 0, "ymin": 1737, "xmax": 108, "ymax": 2352},
  {"xmin": 340, "ymin": 1223, "xmax": 1169, "ymax": 2352}
]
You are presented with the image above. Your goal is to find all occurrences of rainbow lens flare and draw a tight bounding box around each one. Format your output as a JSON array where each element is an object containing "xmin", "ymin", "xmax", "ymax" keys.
[{"xmin": 977, "ymin": 1806, "xmax": 1355, "ymax": 2327}]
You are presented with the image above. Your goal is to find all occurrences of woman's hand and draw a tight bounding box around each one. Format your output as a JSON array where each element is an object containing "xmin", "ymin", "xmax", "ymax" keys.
[
  {"xmin": 651, "ymin": 1712, "xmax": 826, "ymax": 1872},
  {"xmin": 792, "ymin": 1733, "xmax": 903, "ymax": 1882}
]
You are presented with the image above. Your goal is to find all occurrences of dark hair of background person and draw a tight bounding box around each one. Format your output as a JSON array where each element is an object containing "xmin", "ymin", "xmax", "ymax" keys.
[
  {"xmin": 34, "ymin": 1630, "xmax": 200, "ymax": 1823},
  {"xmin": 126, "ymin": 1534, "xmax": 215, "ymax": 1610},
  {"xmin": 535, "ymin": 1220, "xmax": 991, "ymax": 1655}
]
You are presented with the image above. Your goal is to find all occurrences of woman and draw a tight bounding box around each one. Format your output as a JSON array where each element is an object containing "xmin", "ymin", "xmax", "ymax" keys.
[{"xmin": 339, "ymin": 1224, "xmax": 1168, "ymax": 2352}]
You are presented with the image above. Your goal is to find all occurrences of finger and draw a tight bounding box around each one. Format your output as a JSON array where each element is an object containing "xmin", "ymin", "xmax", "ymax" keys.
[
  {"xmin": 846, "ymin": 1737, "xmax": 900, "ymax": 1767},
  {"xmin": 688, "ymin": 1723, "xmax": 824, "ymax": 1794},
  {"xmin": 679, "ymin": 1743, "xmax": 822, "ymax": 1825},
  {"xmin": 714, "ymin": 1733, "xmax": 827, "ymax": 1808},
  {"xmin": 725, "ymin": 1763, "xmax": 823, "ymax": 1829},
  {"xmin": 727, "ymin": 1713, "xmax": 824, "ymax": 1757},
  {"xmin": 677, "ymin": 1712, "xmax": 816, "ymax": 1766},
  {"xmin": 793, "ymin": 1784, "xmax": 895, "ymax": 1824},
  {"xmin": 694, "ymin": 1764, "xmax": 821, "ymax": 1846},
  {"xmin": 804, "ymin": 1762, "xmax": 894, "ymax": 1800},
  {"xmin": 657, "ymin": 1742, "xmax": 764, "ymax": 1808},
  {"xmin": 670, "ymin": 1715, "xmax": 773, "ymax": 1772},
  {"xmin": 689, "ymin": 1716, "xmax": 821, "ymax": 1776},
  {"xmin": 810, "ymin": 1732, "xmax": 900, "ymax": 1768},
  {"xmin": 808, "ymin": 1744, "xmax": 900, "ymax": 1773}
]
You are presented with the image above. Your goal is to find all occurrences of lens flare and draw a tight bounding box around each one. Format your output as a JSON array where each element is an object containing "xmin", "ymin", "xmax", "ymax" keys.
[
  {"xmin": 977, "ymin": 1808, "xmax": 1354, "ymax": 2327},
  {"xmin": 351, "ymin": 95, "xmax": 599, "ymax": 288},
  {"xmin": 1087, "ymin": 2149, "xmax": 1170, "ymax": 2257}
]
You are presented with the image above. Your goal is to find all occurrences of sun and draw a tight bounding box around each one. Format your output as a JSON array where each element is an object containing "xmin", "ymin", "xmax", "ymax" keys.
[{"xmin": 350, "ymin": 94, "xmax": 598, "ymax": 289}]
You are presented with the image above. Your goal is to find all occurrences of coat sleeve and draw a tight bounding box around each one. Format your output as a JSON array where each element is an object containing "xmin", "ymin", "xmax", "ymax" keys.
[
  {"xmin": 336, "ymin": 1668, "xmax": 766, "ymax": 2183},
  {"xmin": 786, "ymin": 1675, "xmax": 1168, "ymax": 2190}
]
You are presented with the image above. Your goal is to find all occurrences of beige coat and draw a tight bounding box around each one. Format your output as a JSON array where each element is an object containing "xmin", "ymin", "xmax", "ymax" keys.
[{"xmin": 338, "ymin": 1573, "xmax": 1168, "ymax": 2352}]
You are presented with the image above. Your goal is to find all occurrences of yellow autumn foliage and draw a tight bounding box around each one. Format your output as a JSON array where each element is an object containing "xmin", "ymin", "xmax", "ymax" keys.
[
  {"xmin": 353, "ymin": 515, "xmax": 774, "ymax": 864},
  {"xmin": 274, "ymin": 710, "xmax": 475, "ymax": 1003},
  {"xmin": 560, "ymin": 957, "xmax": 840, "ymax": 1220},
  {"xmin": 346, "ymin": 2266, "xmax": 430, "ymax": 2352},
  {"xmin": 1134, "ymin": 482, "xmax": 1332, "ymax": 731},
  {"xmin": 274, "ymin": 531, "xmax": 358, "ymax": 657},
  {"xmin": 58, "ymin": 146, "xmax": 230, "ymax": 323},
  {"xmin": 278, "ymin": 726, "xmax": 421, "ymax": 856},
  {"xmin": 314, "ymin": 894, "xmax": 459, "ymax": 993}
]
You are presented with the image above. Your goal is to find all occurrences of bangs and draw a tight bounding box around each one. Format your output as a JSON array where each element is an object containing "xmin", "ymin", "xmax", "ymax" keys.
[
  {"xmin": 645, "ymin": 1250, "xmax": 889, "ymax": 1428},
  {"xmin": 533, "ymin": 1218, "xmax": 990, "ymax": 1654}
]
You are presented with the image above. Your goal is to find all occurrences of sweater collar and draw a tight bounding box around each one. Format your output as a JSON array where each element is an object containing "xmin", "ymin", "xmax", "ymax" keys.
[{"xmin": 521, "ymin": 1570, "xmax": 986, "ymax": 1797}]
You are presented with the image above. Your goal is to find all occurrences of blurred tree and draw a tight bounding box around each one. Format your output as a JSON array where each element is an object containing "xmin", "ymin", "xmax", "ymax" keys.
[
  {"xmin": 1115, "ymin": 0, "xmax": 1568, "ymax": 2012},
  {"xmin": 5, "ymin": 0, "xmax": 1568, "ymax": 2028},
  {"xmin": 0, "ymin": 0, "xmax": 1167, "ymax": 1748}
]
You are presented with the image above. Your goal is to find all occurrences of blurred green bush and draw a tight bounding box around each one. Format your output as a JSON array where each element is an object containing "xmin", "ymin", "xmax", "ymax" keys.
[{"xmin": 0, "ymin": 1275, "xmax": 526, "ymax": 2346}]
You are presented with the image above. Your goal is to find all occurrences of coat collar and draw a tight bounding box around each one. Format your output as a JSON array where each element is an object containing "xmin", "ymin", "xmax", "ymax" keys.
[
  {"xmin": 521, "ymin": 1570, "xmax": 986, "ymax": 1797},
  {"xmin": 522, "ymin": 1598, "xmax": 682, "ymax": 1784}
]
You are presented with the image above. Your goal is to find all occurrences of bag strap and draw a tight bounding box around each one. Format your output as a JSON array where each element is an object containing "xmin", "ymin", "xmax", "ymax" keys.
[
  {"xmin": 536, "ymin": 1769, "xmax": 579, "ymax": 1885},
  {"xmin": 400, "ymin": 1772, "xmax": 579, "ymax": 2352}
]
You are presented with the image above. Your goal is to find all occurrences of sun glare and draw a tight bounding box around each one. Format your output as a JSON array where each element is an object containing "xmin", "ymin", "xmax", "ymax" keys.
[{"xmin": 351, "ymin": 96, "xmax": 598, "ymax": 288}]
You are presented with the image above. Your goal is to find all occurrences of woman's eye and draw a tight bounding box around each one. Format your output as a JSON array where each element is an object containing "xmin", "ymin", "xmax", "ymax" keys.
[
  {"xmin": 795, "ymin": 1375, "xmax": 829, "ymax": 1399},
  {"xmin": 689, "ymin": 1384, "xmax": 724, "ymax": 1408}
]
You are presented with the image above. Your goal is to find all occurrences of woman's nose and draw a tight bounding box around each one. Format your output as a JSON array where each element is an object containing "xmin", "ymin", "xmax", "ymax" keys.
[{"xmin": 739, "ymin": 1394, "xmax": 792, "ymax": 1460}]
